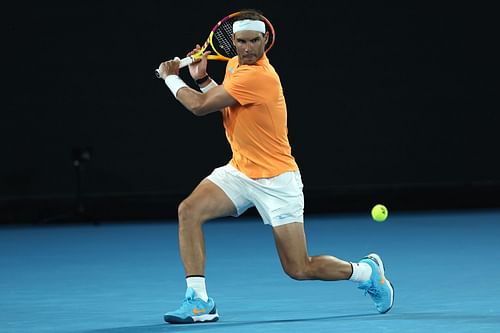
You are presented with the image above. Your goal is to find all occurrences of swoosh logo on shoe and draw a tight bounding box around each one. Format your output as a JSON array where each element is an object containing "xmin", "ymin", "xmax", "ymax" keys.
[{"xmin": 192, "ymin": 308, "xmax": 207, "ymax": 315}]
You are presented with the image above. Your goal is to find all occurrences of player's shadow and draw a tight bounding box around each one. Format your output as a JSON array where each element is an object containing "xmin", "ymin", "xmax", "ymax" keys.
[
  {"xmin": 82, "ymin": 313, "xmax": 377, "ymax": 333},
  {"xmin": 82, "ymin": 312, "xmax": 500, "ymax": 333}
]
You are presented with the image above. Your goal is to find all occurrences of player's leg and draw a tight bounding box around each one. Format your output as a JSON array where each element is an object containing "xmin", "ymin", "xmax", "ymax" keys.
[
  {"xmin": 252, "ymin": 170, "xmax": 352, "ymax": 280},
  {"xmin": 165, "ymin": 165, "xmax": 254, "ymax": 324},
  {"xmin": 272, "ymin": 222, "xmax": 352, "ymax": 280},
  {"xmin": 272, "ymin": 222, "xmax": 394, "ymax": 313},
  {"xmin": 177, "ymin": 178, "xmax": 236, "ymax": 277},
  {"xmin": 255, "ymin": 170, "xmax": 394, "ymax": 313},
  {"xmin": 164, "ymin": 178, "xmax": 236, "ymax": 324}
]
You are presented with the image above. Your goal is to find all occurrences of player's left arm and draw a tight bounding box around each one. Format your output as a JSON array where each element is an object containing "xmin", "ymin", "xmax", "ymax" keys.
[
  {"xmin": 176, "ymin": 85, "xmax": 237, "ymax": 116},
  {"xmin": 159, "ymin": 56, "xmax": 238, "ymax": 116}
]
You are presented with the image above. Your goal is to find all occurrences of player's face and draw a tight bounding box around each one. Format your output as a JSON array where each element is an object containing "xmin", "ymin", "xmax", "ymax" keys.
[{"xmin": 232, "ymin": 30, "xmax": 269, "ymax": 65}]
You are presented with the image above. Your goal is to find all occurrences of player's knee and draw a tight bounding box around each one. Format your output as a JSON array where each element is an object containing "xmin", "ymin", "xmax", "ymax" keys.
[
  {"xmin": 178, "ymin": 200, "xmax": 203, "ymax": 226},
  {"xmin": 283, "ymin": 265, "xmax": 310, "ymax": 281}
]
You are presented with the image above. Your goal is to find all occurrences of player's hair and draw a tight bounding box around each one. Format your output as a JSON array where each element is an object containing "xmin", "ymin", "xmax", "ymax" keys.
[{"xmin": 236, "ymin": 9, "xmax": 264, "ymax": 22}]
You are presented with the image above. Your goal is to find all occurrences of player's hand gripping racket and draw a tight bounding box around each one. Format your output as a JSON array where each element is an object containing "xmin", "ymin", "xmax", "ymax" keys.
[{"xmin": 155, "ymin": 12, "xmax": 275, "ymax": 78}]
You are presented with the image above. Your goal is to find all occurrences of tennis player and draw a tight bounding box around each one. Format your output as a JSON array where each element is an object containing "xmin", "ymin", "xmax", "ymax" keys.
[{"xmin": 157, "ymin": 9, "xmax": 394, "ymax": 324}]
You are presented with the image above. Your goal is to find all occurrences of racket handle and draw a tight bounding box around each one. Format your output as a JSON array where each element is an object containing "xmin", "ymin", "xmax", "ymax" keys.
[
  {"xmin": 179, "ymin": 56, "xmax": 195, "ymax": 68},
  {"xmin": 155, "ymin": 56, "xmax": 195, "ymax": 78}
]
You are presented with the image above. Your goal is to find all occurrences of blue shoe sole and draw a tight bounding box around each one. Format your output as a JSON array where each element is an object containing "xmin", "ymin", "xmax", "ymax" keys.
[
  {"xmin": 379, "ymin": 280, "xmax": 395, "ymax": 314},
  {"xmin": 164, "ymin": 305, "xmax": 219, "ymax": 324},
  {"xmin": 164, "ymin": 314, "xmax": 219, "ymax": 324}
]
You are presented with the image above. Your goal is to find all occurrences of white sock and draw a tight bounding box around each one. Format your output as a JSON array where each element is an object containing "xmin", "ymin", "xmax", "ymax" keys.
[
  {"xmin": 349, "ymin": 262, "xmax": 372, "ymax": 283},
  {"xmin": 186, "ymin": 276, "xmax": 208, "ymax": 302}
]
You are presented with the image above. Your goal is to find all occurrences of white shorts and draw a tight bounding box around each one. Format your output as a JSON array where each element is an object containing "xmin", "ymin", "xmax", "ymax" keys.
[{"xmin": 206, "ymin": 164, "xmax": 304, "ymax": 227}]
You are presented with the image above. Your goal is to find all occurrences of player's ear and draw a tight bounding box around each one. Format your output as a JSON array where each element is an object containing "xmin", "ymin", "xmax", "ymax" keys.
[{"xmin": 263, "ymin": 32, "xmax": 269, "ymax": 44}]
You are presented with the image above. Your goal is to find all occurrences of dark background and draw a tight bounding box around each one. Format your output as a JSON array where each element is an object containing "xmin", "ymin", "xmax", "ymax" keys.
[{"xmin": 2, "ymin": 1, "xmax": 498, "ymax": 224}]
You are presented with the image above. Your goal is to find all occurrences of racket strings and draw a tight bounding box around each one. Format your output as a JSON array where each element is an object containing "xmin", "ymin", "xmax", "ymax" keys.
[{"xmin": 213, "ymin": 20, "xmax": 237, "ymax": 57}]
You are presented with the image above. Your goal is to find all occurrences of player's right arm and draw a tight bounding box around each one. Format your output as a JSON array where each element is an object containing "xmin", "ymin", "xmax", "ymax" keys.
[{"xmin": 176, "ymin": 84, "xmax": 237, "ymax": 116}]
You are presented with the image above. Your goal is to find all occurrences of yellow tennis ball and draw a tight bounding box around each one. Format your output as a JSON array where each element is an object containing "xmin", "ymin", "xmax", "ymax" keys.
[{"xmin": 371, "ymin": 204, "xmax": 388, "ymax": 222}]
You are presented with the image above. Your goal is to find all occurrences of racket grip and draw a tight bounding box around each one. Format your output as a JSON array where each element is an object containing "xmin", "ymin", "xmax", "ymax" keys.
[
  {"xmin": 155, "ymin": 56, "xmax": 195, "ymax": 78},
  {"xmin": 179, "ymin": 56, "xmax": 194, "ymax": 68}
]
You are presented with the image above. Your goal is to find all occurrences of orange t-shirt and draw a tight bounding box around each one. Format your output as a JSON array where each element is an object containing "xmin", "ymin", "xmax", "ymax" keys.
[{"xmin": 222, "ymin": 54, "xmax": 298, "ymax": 178}]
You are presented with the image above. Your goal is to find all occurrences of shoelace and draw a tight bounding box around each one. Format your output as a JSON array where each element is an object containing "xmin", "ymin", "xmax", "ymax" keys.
[{"xmin": 179, "ymin": 295, "xmax": 197, "ymax": 311}]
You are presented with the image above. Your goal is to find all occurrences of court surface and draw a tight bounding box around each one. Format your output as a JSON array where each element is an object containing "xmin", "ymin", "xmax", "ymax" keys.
[{"xmin": 1, "ymin": 209, "xmax": 499, "ymax": 333}]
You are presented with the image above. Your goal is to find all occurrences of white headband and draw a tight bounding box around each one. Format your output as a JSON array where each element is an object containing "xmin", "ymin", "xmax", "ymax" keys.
[{"xmin": 232, "ymin": 19, "xmax": 266, "ymax": 34}]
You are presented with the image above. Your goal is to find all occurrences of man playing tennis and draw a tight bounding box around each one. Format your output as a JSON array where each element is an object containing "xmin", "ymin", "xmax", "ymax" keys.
[{"xmin": 157, "ymin": 9, "xmax": 394, "ymax": 324}]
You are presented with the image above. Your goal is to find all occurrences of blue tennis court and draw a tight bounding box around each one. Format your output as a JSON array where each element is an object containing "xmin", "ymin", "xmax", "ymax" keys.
[{"xmin": 1, "ymin": 209, "xmax": 499, "ymax": 333}]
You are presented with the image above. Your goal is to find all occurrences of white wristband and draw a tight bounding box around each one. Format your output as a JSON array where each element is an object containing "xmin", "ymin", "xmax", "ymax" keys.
[
  {"xmin": 200, "ymin": 79, "xmax": 218, "ymax": 93},
  {"xmin": 165, "ymin": 75, "xmax": 188, "ymax": 97}
]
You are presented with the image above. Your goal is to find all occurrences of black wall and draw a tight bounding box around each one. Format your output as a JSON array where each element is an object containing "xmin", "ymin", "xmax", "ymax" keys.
[{"xmin": 2, "ymin": 1, "xmax": 499, "ymax": 224}]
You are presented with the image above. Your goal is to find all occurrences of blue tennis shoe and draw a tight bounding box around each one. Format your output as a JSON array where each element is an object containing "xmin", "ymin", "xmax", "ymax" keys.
[
  {"xmin": 164, "ymin": 288, "xmax": 219, "ymax": 324},
  {"xmin": 358, "ymin": 253, "xmax": 394, "ymax": 314}
]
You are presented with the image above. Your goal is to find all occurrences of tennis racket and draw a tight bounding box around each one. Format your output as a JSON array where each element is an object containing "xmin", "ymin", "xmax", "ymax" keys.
[{"xmin": 155, "ymin": 11, "xmax": 275, "ymax": 78}]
